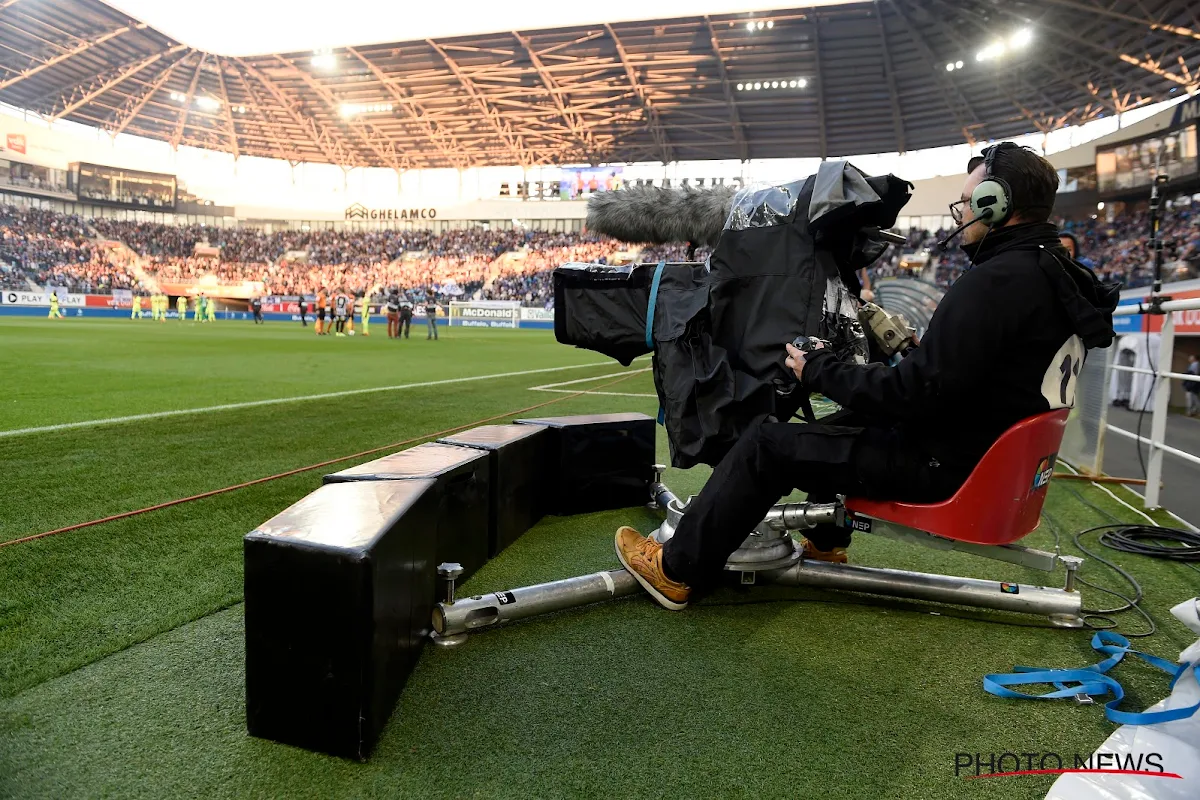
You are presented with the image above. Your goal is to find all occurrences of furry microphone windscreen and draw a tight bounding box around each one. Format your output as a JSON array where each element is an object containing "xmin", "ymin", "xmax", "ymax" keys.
[{"xmin": 585, "ymin": 185, "xmax": 738, "ymax": 247}]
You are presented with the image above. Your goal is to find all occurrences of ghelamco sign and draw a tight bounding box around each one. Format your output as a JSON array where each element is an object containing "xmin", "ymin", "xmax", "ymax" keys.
[{"xmin": 344, "ymin": 203, "xmax": 437, "ymax": 221}]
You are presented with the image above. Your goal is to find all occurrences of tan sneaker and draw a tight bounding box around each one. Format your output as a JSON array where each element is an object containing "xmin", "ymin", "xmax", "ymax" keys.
[
  {"xmin": 800, "ymin": 538, "xmax": 849, "ymax": 564},
  {"xmin": 614, "ymin": 526, "xmax": 690, "ymax": 610}
]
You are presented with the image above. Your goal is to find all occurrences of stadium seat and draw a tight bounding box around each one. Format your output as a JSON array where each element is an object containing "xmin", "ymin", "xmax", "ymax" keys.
[{"xmin": 844, "ymin": 409, "xmax": 1070, "ymax": 546}]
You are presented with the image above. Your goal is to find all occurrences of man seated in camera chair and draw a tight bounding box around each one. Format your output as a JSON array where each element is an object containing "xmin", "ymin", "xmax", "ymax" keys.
[{"xmin": 616, "ymin": 143, "xmax": 1120, "ymax": 610}]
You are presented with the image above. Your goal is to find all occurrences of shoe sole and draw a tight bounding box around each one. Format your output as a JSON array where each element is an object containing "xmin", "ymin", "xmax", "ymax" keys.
[{"xmin": 614, "ymin": 533, "xmax": 687, "ymax": 611}]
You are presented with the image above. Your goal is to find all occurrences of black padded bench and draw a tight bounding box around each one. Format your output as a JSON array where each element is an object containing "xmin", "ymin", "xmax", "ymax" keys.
[
  {"xmin": 244, "ymin": 479, "xmax": 439, "ymax": 759},
  {"xmin": 515, "ymin": 412, "xmax": 655, "ymax": 514},
  {"xmin": 324, "ymin": 442, "xmax": 491, "ymax": 582},
  {"xmin": 437, "ymin": 424, "xmax": 550, "ymax": 557}
]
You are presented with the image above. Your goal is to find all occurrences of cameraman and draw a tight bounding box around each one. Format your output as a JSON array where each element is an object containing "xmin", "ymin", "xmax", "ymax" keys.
[{"xmin": 616, "ymin": 143, "xmax": 1119, "ymax": 610}]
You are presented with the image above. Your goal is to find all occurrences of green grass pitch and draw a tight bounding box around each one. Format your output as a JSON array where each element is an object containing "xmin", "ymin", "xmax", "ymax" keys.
[{"xmin": 0, "ymin": 316, "xmax": 1197, "ymax": 799}]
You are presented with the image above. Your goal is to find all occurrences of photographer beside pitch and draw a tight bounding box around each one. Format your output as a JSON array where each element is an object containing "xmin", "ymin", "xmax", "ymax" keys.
[{"xmin": 616, "ymin": 143, "xmax": 1121, "ymax": 610}]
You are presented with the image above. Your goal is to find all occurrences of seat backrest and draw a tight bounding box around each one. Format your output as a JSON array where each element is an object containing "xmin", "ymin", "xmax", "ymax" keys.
[
  {"xmin": 950, "ymin": 409, "xmax": 1070, "ymax": 541},
  {"xmin": 845, "ymin": 409, "xmax": 1070, "ymax": 545}
]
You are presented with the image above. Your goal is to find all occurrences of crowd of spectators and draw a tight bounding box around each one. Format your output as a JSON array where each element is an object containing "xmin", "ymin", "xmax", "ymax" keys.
[
  {"xmin": 1059, "ymin": 203, "xmax": 1200, "ymax": 288},
  {"xmin": 480, "ymin": 237, "xmax": 616, "ymax": 306},
  {"xmin": 6, "ymin": 198, "xmax": 1199, "ymax": 300},
  {"xmin": 0, "ymin": 205, "xmax": 138, "ymax": 292},
  {"xmin": 926, "ymin": 200, "xmax": 1200, "ymax": 289}
]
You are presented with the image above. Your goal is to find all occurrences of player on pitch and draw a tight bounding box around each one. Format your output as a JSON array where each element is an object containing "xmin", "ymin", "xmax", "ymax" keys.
[{"xmin": 359, "ymin": 292, "xmax": 371, "ymax": 337}]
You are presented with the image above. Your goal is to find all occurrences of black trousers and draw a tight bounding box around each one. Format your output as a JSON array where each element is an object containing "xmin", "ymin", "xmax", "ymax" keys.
[{"xmin": 661, "ymin": 415, "xmax": 967, "ymax": 591}]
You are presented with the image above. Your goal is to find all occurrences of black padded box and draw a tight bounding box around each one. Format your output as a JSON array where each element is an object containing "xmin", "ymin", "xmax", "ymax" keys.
[
  {"xmin": 437, "ymin": 424, "xmax": 550, "ymax": 557},
  {"xmin": 323, "ymin": 443, "xmax": 491, "ymax": 582},
  {"xmin": 244, "ymin": 479, "xmax": 439, "ymax": 760},
  {"xmin": 514, "ymin": 412, "xmax": 655, "ymax": 514}
]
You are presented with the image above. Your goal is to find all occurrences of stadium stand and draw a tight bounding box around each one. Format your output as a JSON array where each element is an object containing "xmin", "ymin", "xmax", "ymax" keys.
[{"xmin": 3, "ymin": 198, "xmax": 1198, "ymax": 300}]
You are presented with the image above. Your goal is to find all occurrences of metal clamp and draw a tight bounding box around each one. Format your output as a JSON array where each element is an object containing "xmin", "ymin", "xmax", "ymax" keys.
[
  {"xmin": 431, "ymin": 562, "xmax": 467, "ymax": 647},
  {"xmin": 1059, "ymin": 555, "xmax": 1083, "ymax": 593},
  {"xmin": 438, "ymin": 562, "xmax": 464, "ymax": 604}
]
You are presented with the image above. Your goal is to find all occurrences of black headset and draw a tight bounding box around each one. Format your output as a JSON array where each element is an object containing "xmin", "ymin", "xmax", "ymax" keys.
[{"xmin": 969, "ymin": 143, "xmax": 1015, "ymax": 227}]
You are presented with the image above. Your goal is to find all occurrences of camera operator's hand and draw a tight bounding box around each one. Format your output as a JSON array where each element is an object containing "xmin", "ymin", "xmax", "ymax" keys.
[{"xmin": 785, "ymin": 340, "xmax": 823, "ymax": 382}]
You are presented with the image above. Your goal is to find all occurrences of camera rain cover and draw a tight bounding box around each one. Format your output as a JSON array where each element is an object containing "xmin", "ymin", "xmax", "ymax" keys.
[{"xmin": 554, "ymin": 161, "xmax": 912, "ymax": 468}]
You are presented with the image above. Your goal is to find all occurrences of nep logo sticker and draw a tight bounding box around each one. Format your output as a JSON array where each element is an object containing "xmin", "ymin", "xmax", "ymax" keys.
[
  {"xmin": 843, "ymin": 513, "xmax": 872, "ymax": 532},
  {"xmin": 1031, "ymin": 453, "xmax": 1056, "ymax": 491}
]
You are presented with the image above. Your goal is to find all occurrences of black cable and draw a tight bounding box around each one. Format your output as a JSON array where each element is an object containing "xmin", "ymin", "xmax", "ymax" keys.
[
  {"xmin": 1096, "ymin": 526, "xmax": 1200, "ymax": 562},
  {"xmin": 1135, "ymin": 324, "xmax": 1152, "ymax": 479},
  {"xmin": 1041, "ymin": 478, "xmax": 1200, "ymax": 636},
  {"xmin": 1041, "ymin": 509, "xmax": 1157, "ymax": 637},
  {"xmin": 1058, "ymin": 482, "xmax": 1200, "ymax": 570}
]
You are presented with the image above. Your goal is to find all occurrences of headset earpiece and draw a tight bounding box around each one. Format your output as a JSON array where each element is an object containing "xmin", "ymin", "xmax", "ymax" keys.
[
  {"xmin": 970, "ymin": 176, "xmax": 1011, "ymax": 226},
  {"xmin": 971, "ymin": 143, "xmax": 1014, "ymax": 227}
]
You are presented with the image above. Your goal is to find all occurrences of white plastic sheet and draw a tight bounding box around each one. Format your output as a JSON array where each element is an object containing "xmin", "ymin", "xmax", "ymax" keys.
[{"xmin": 1045, "ymin": 598, "xmax": 1200, "ymax": 800}]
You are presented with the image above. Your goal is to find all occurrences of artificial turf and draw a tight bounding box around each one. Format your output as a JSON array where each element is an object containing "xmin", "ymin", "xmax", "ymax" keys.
[{"xmin": 1, "ymin": 316, "xmax": 1197, "ymax": 799}]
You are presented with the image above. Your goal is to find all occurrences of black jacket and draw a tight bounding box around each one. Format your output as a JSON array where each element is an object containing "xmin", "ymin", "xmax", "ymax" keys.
[{"xmin": 802, "ymin": 221, "xmax": 1120, "ymax": 471}]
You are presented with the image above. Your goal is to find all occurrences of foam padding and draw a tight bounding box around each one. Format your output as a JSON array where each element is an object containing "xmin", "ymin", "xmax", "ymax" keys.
[
  {"xmin": 514, "ymin": 412, "xmax": 654, "ymax": 514},
  {"xmin": 323, "ymin": 443, "xmax": 491, "ymax": 581},
  {"xmin": 437, "ymin": 424, "xmax": 550, "ymax": 557},
  {"xmin": 243, "ymin": 479, "xmax": 439, "ymax": 760}
]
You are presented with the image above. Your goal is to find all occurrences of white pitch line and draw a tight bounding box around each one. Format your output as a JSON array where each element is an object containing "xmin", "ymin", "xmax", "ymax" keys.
[
  {"xmin": 528, "ymin": 368, "xmax": 656, "ymax": 398},
  {"xmin": 0, "ymin": 362, "xmax": 626, "ymax": 439},
  {"xmin": 533, "ymin": 390, "xmax": 659, "ymax": 398}
]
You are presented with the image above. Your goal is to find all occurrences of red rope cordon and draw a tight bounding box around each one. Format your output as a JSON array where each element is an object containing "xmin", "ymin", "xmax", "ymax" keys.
[{"xmin": 1, "ymin": 372, "xmax": 639, "ymax": 549}]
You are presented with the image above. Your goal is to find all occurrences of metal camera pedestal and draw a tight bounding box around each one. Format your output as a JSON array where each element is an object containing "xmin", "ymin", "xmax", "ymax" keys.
[{"xmin": 431, "ymin": 466, "xmax": 1085, "ymax": 642}]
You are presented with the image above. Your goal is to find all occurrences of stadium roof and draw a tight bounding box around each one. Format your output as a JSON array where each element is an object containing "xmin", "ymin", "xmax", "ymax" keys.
[
  {"xmin": 100, "ymin": 0, "xmax": 819, "ymax": 58},
  {"xmin": 0, "ymin": 0, "xmax": 1197, "ymax": 169}
]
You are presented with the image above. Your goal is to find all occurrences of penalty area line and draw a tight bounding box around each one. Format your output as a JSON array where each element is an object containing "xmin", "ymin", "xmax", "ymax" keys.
[{"xmin": 0, "ymin": 362, "xmax": 624, "ymax": 439}]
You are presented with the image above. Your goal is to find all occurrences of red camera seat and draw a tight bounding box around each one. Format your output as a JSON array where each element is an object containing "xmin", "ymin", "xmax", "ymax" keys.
[{"xmin": 844, "ymin": 410, "xmax": 1070, "ymax": 546}]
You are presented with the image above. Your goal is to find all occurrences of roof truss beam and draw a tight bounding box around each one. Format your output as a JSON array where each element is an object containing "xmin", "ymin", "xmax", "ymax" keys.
[
  {"xmin": 427, "ymin": 38, "xmax": 532, "ymax": 166},
  {"xmin": 272, "ymin": 55, "xmax": 407, "ymax": 170},
  {"xmin": 605, "ymin": 24, "xmax": 674, "ymax": 163},
  {"xmin": 235, "ymin": 58, "xmax": 363, "ymax": 166},
  {"xmin": 47, "ymin": 45, "xmax": 186, "ymax": 121},
  {"xmin": 105, "ymin": 50, "xmax": 190, "ymax": 137},
  {"xmin": 513, "ymin": 31, "xmax": 601, "ymax": 162},
  {"xmin": 0, "ymin": 23, "xmax": 143, "ymax": 92},
  {"xmin": 702, "ymin": 16, "xmax": 747, "ymax": 161},
  {"xmin": 872, "ymin": 1, "xmax": 907, "ymax": 153},
  {"xmin": 347, "ymin": 46, "xmax": 468, "ymax": 169},
  {"xmin": 214, "ymin": 58, "xmax": 239, "ymax": 159}
]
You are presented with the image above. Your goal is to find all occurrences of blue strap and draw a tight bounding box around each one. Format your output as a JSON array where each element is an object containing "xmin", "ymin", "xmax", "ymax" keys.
[
  {"xmin": 644, "ymin": 261, "xmax": 667, "ymax": 426},
  {"xmin": 983, "ymin": 631, "xmax": 1200, "ymax": 726},
  {"xmin": 645, "ymin": 261, "xmax": 665, "ymax": 349}
]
